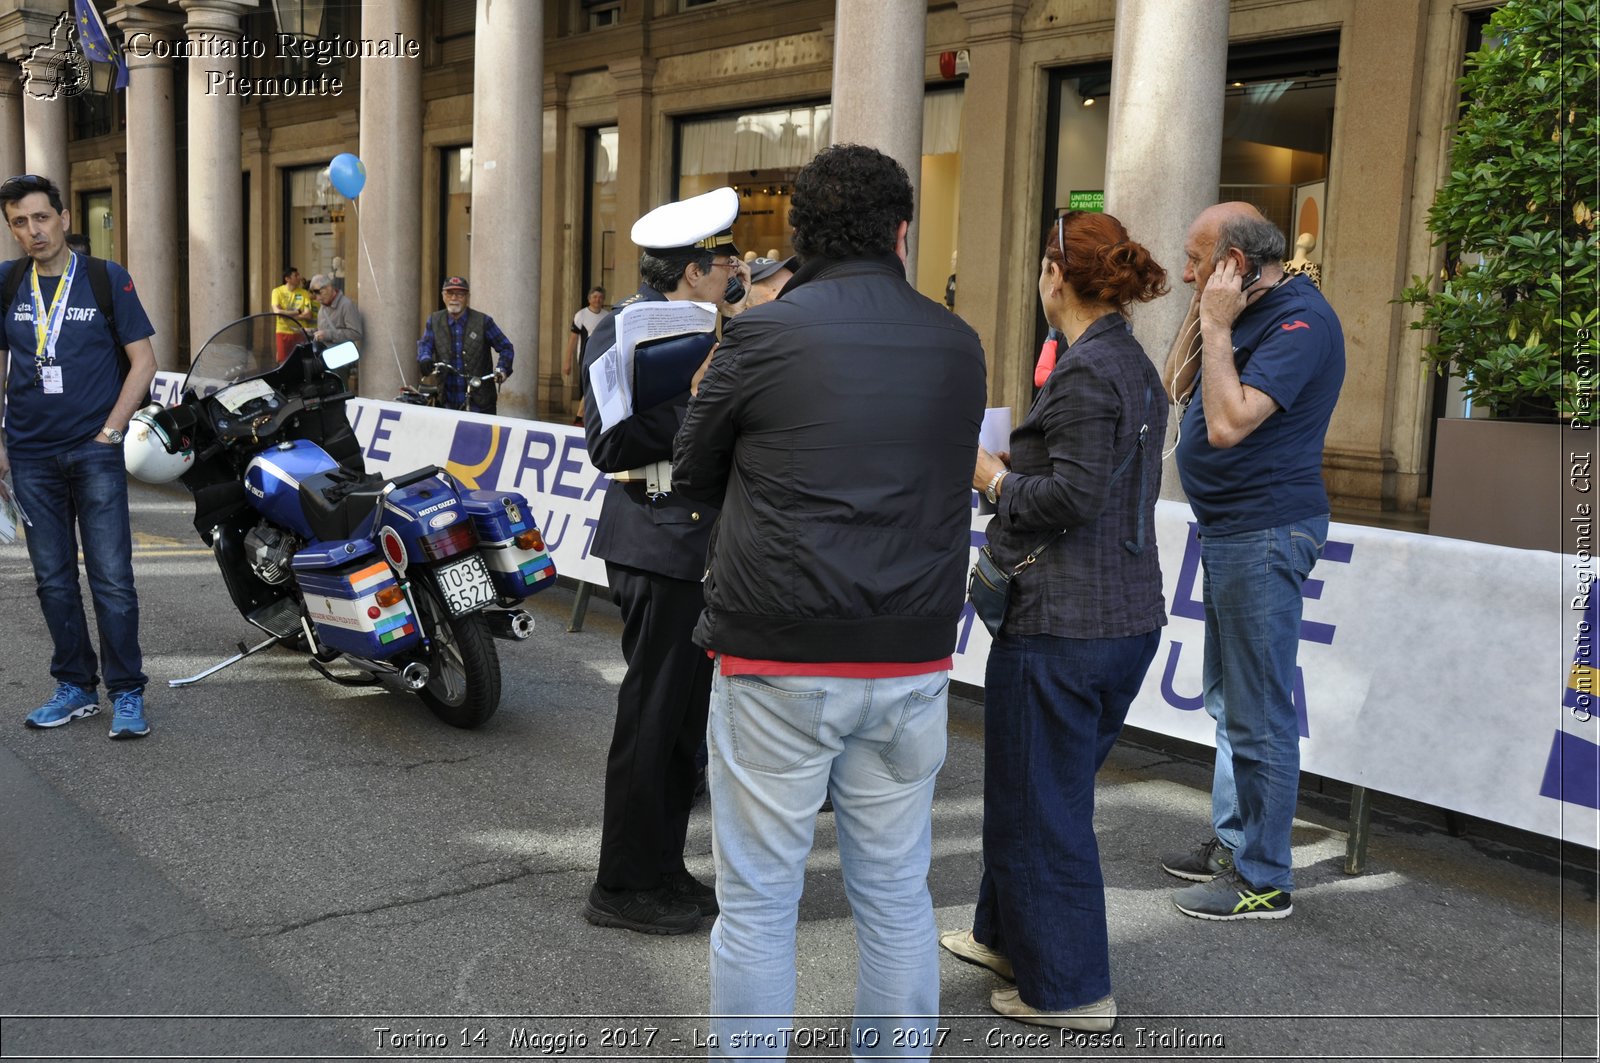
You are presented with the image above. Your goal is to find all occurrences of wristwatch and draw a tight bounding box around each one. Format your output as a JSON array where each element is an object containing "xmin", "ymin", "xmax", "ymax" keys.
[
  {"xmin": 100, "ymin": 426, "xmax": 124, "ymax": 444},
  {"xmin": 984, "ymin": 469, "xmax": 1007, "ymax": 504}
]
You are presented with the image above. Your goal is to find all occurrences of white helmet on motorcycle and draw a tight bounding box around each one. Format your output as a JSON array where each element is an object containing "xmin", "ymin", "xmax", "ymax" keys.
[{"xmin": 124, "ymin": 406, "xmax": 195, "ymax": 484}]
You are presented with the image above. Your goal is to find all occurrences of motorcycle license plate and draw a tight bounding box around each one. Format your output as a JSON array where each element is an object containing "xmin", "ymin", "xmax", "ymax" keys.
[{"xmin": 437, "ymin": 554, "xmax": 496, "ymax": 616}]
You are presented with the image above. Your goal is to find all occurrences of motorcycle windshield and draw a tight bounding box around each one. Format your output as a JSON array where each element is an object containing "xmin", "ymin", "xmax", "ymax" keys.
[{"xmin": 183, "ymin": 314, "xmax": 308, "ymax": 396}]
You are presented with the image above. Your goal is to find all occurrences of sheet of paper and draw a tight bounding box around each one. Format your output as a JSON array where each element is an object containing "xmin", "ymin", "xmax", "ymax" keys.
[
  {"xmin": 0, "ymin": 475, "xmax": 25, "ymax": 545},
  {"xmin": 977, "ymin": 407, "xmax": 1012, "ymax": 515},
  {"xmin": 587, "ymin": 343, "xmax": 631, "ymax": 434},
  {"xmin": 590, "ymin": 301, "xmax": 718, "ymax": 433},
  {"xmin": 979, "ymin": 407, "xmax": 1012, "ymax": 456},
  {"xmin": 616, "ymin": 301, "xmax": 717, "ymax": 373}
]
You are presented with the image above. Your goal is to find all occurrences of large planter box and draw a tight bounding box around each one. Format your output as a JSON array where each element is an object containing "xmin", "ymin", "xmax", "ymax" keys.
[{"xmin": 1429, "ymin": 418, "xmax": 1585, "ymax": 553}]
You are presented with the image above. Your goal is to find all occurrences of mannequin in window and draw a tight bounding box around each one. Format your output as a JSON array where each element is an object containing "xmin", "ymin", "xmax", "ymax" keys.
[{"xmin": 1283, "ymin": 232, "xmax": 1322, "ymax": 288}]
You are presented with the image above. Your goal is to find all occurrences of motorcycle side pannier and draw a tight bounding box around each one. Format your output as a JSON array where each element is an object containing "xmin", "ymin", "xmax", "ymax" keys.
[
  {"xmin": 292, "ymin": 538, "xmax": 423, "ymax": 658},
  {"xmin": 458, "ymin": 490, "xmax": 558, "ymax": 600}
]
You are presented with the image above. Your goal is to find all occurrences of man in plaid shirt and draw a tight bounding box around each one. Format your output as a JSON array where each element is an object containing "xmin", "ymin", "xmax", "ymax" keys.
[{"xmin": 416, "ymin": 276, "xmax": 513, "ymax": 414}]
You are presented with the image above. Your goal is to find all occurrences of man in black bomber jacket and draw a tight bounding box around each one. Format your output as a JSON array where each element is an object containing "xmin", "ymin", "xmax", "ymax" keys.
[{"xmin": 673, "ymin": 144, "xmax": 987, "ymax": 1048}]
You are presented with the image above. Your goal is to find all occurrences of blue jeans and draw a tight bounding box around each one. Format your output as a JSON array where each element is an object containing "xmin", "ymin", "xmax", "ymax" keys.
[
  {"xmin": 973, "ymin": 630, "xmax": 1159, "ymax": 1010},
  {"xmin": 707, "ymin": 665, "xmax": 948, "ymax": 1061},
  {"xmin": 10, "ymin": 438, "xmax": 145, "ymax": 695},
  {"xmin": 1201, "ymin": 516, "xmax": 1327, "ymax": 892}
]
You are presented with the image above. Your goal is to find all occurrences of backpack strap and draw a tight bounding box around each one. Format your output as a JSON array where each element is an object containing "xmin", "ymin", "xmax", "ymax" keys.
[
  {"xmin": 0, "ymin": 255, "xmax": 28, "ymax": 323},
  {"xmin": 84, "ymin": 256, "xmax": 131, "ymax": 382}
]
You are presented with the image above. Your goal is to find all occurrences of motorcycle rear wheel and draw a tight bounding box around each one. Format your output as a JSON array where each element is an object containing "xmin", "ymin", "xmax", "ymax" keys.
[{"xmin": 413, "ymin": 580, "xmax": 501, "ymax": 728}]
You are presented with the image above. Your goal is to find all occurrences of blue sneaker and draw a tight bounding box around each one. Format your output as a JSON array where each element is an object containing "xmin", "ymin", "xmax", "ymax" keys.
[
  {"xmin": 108, "ymin": 690, "xmax": 150, "ymax": 740},
  {"xmin": 24, "ymin": 682, "xmax": 99, "ymax": 729}
]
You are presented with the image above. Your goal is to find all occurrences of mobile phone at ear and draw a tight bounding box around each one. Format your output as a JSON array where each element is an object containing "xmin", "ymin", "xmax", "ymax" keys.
[{"xmin": 1240, "ymin": 265, "xmax": 1261, "ymax": 290}]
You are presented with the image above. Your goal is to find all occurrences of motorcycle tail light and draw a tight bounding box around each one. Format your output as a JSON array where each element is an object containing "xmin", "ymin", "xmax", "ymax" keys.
[
  {"xmin": 419, "ymin": 521, "xmax": 478, "ymax": 561},
  {"xmin": 514, "ymin": 529, "xmax": 544, "ymax": 552},
  {"xmin": 367, "ymin": 606, "xmax": 382, "ymax": 619},
  {"xmin": 375, "ymin": 586, "xmax": 405, "ymax": 607}
]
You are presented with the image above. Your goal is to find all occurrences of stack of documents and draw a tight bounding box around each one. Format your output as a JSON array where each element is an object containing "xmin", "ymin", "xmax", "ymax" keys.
[{"xmin": 588, "ymin": 300, "xmax": 717, "ymax": 432}]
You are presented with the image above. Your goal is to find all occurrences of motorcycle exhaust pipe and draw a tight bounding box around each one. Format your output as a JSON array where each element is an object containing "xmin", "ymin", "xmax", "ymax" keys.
[
  {"xmin": 400, "ymin": 662, "xmax": 431, "ymax": 690},
  {"xmin": 486, "ymin": 609, "xmax": 536, "ymax": 641}
]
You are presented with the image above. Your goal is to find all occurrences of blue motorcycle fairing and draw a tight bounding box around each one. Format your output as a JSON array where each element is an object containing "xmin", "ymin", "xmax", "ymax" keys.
[{"xmin": 244, "ymin": 440, "xmax": 341, "ymax": 540}]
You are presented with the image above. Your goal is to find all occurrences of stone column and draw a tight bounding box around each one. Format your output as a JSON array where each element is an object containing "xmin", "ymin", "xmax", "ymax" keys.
[
  {"xmin": 2, "ymin": 0, "xmax": 71, "ymax": 198},
  {"xmin": 356, "ymin": 0, "xmax": 423, "ymax": 402},
  {"xmin": 952, "ymin": 0, "xmax": 1030, "ymax": 413},
  {"xmin": 1104, "ymin": 0, "xmax": 1226, "ymax": 499},
  {"xmin": 540, "ymin": 69, "xmax": 571, "ymax": 420},
  {"xmin": 609, "ymin": 56, "xmax": 655, "ymax": 299},
  {"xmin": 1321, "ymin": 0, "xmax": 1430, "ymax": 511},
  {"xmin": 109, "ymin": 5, "xmax": 182, "ymax": 371},
  {"xmin": 468, "ymin": 0, "xmax": 542, "ymax": 420},
  {"xmin": 179, "ymin": 0, "xmax": 253, "ymax": 355},
  {"xmin": 0, "ymin": 61, "xmax": 24, "ymax": 182},
  {"xmin": 830, "ymin": 0, "xmax": 926, "ymax": 277},
  {"xmin": 22, "ymin": 92, "xmax": 68, "ymax": 200}
]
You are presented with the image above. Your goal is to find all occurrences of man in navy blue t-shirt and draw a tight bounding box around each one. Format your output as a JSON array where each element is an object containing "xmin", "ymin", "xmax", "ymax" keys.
[
  {"xmin": 1158, "ymin": 202, "xmax": 1345, "ymax": 921},
  {"xmin": 0, "ymin": 174, "xmax": 158, "ymax": 738}
]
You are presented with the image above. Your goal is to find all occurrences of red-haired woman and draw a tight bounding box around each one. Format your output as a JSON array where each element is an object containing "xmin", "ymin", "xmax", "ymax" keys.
[{"xmin": 942, "ymin": 211, "xmax": 1170, "ymax": 1031}]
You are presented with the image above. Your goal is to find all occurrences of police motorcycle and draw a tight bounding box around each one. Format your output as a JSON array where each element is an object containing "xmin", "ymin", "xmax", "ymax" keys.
[{"xmin": 125, "ymin": 315, "xmax": 557, "ymax": 728}]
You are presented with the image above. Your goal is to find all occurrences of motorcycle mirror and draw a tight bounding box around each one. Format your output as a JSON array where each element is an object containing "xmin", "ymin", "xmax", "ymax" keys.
[{"xmin": 322, "ymin": 342, "xmax": 360, "ymax": 371}]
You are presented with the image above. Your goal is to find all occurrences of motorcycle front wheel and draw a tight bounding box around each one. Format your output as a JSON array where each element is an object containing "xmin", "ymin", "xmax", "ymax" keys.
[{"xmin": 412, "ymin": 580, "xmax": 501, "ymax": 728}]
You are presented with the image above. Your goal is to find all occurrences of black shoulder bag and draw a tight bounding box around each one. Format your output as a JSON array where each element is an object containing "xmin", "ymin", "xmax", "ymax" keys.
[{"xmin": 967, "ymin": 385, "xmax": 1155, "ymax": 637}]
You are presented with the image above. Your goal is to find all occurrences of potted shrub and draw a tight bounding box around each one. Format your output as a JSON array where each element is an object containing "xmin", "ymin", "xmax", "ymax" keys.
[{"xmin": 1400, "ymin": 0, "xmax": 1597, "ymax": 550}]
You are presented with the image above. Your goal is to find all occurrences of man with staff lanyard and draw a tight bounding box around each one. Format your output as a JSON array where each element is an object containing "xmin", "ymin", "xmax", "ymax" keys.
[{"xmin": 0, "ymin": 174, "xmax": 158, "ymax": 739}]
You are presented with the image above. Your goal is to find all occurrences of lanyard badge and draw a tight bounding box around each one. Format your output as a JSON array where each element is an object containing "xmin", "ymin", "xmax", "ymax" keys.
[{"xmin": 30, "ymin": 254, "xmax": 77, "ymax": 390}]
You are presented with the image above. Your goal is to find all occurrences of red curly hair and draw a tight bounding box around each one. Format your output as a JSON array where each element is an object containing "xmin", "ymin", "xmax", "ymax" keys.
[{"xmin": 1044, "ymin": 210, "xmax": 1168, "ymax": 309}]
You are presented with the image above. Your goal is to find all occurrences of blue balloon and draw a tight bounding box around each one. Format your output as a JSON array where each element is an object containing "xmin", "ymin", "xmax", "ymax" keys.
[{"xmin": 328, "ymin": 152, "xmax": 366, "ymax": 198}]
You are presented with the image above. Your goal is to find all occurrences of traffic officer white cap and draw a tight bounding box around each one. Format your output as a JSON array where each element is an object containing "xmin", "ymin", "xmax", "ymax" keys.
[{"xmin": 631, "ymin": 187, "xmax": 740, "ymax": 254}]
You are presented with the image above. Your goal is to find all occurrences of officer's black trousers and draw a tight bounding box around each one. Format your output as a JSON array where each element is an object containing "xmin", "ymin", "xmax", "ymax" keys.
[{"xmin": 597, "ymin": 562, "xmax": 714, "ymax": 891}]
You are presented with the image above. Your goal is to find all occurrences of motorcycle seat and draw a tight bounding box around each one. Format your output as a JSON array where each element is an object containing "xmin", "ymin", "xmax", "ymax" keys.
[{"xmin": 298, "ymin": 469, "xmax": 386, "ymax": 543}]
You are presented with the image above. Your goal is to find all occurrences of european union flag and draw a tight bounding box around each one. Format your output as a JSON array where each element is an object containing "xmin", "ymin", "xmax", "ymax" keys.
[{"xmin": 72, "ymin": 0, "xmax": 127, "ymax": 91}]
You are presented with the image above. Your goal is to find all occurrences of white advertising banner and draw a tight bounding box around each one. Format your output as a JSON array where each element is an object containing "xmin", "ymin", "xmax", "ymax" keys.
[{"xmin": 148, "ymin": 374, "xmax": 1598, "ymax": 847}]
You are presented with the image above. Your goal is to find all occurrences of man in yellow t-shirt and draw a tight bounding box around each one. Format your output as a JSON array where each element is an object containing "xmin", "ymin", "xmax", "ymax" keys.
[{"xmin": 270, "ymin": 266, "xmax": 316, "ymax": 362}]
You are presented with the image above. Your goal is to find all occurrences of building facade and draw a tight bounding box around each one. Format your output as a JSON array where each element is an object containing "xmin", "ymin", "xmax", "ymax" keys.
[{"xmin": 0, "ymin": 0, "xmax": 1503, "ymax": 513}]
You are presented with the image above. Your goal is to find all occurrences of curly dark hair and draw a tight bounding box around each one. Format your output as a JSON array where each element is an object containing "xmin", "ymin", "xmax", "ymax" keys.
[
  {"xmin": 1044, "ymin": 211, "xmax": 1169, "ymax": 309},
  {"xmin": 789, "ymin": 144, "xmax": 913, "ymax": 259}
]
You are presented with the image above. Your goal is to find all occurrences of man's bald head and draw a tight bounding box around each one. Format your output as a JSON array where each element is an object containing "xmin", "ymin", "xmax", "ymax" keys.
[{"xmin": 1183, "ymin": 201, "xmax": 1286, "ymax": 290}]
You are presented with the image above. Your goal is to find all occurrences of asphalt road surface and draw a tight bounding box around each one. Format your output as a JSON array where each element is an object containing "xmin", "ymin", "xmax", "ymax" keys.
[{"xmin": 0, "ymin": 479, "xmax": 1594, "ymax": 1061}]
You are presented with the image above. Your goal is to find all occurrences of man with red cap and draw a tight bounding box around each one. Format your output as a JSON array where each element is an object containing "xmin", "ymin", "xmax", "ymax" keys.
[{"xmin": 416, "ymin": 276, "xmax": 513, "ymax": 414}]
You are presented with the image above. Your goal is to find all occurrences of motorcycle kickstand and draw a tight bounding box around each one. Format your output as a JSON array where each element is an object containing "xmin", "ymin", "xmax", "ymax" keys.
[{"xmin": 169, "ymin": 634, "xmax": 285, "ymax": 688}]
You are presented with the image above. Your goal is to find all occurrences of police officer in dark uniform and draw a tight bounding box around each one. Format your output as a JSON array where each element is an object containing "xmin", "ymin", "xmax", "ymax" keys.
[{"xmin": 581, "ymin": 187, "xmax": 748, "ymax": 935}]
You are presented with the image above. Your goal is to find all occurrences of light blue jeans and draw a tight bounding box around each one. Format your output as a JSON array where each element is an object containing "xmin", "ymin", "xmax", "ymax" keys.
[
  {"xmin": 1202, "ymin": 515, "xmax": 1328, "ymax": 893},
  {"xmin": 707, "ymin": 665, "xmax": 948, "ymax": 1061}
]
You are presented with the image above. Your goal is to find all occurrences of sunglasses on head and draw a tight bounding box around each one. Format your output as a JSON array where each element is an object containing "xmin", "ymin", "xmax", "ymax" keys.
[{"xmin": 2, "ymin": 174, "xmax": 50, "ymax": 193}]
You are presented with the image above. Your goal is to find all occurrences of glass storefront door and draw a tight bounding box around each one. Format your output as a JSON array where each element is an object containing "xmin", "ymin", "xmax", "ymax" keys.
[
  {"xmin": 282, "ymin": 163, "xmax": 355, "ymax": 294},
  {"xmin": 674, "ymin": 90, "xmax": 963, "ymax": 304},
  {"xmin": 440, "ymin": 146, "xmax": 473, "ymax": 284}
]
